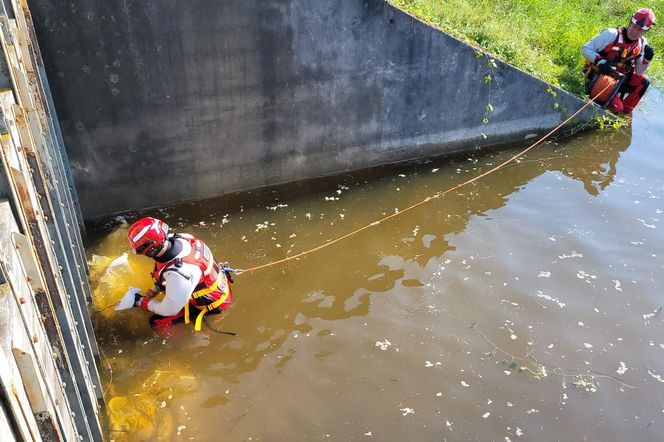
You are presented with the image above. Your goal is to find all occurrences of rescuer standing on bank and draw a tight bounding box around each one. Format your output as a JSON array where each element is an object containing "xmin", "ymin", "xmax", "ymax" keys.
[
  {"xmin": 115, "ymin": 217, "xmax": 233, "ymax": 331},
  {"xmin": 581, "ymin": 8, "xmax": 656, "ymax": 114}
]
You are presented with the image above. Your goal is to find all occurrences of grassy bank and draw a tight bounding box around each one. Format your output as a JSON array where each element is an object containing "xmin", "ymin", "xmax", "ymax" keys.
[{"xmin": 390, "ymin": 0, "xmax": 663, "ymax": 96}]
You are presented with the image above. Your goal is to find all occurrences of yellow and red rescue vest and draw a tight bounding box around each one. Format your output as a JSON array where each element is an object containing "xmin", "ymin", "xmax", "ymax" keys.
[
  {"xmin": 152, "ymin": 234, "xmax": 231, "ymax": 331},
  {"xmin": 596, "ymin": 27, "xmax": 643, "ymax": 74}
]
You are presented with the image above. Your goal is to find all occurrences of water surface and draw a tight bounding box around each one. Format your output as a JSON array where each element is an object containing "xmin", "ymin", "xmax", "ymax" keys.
[{"xmin": 89, "ymin": 90, "xmax": 664, "ymax": 441}]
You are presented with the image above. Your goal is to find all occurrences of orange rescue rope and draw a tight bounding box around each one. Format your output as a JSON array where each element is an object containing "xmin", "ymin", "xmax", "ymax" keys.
[
  {"xmin": 239, "ymin": 84, "xmax": 613, "ymax": 275},
  {"xmin": 589, "ymin": 74, "xmax": 619, "ymax": 103}
]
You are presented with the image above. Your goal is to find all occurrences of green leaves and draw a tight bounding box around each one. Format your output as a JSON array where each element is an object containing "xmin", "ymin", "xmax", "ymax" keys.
[{"xmin": 390, "ymin": 0, "xmax": 664, "ymax": 94}]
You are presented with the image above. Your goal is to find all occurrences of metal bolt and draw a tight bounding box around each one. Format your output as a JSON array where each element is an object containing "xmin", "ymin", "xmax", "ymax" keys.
[
  {"xmin": 18, "ymin": 297, "xmax": 26, "ymax": 304},
  {"xmin": 32, "ymin": 334, "xmax": 38, "ymax": 343}
]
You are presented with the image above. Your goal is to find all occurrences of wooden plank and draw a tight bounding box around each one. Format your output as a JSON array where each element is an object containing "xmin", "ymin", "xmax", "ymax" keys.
[
  {"xmin": 6, "ymin": 165, "xmax": 36, "ymax": 220},
  {"xmin": 11, "ymin": 232, "xmax": 76, "ymax": 439},
  {"xmin": 11, "ymin": 231, "xmax": 43, "ymax": 292},
  {"xmin": 0, "ymin": 201, "xmax": 79, "ymax": 440},
  {"xmin": 12, "ymin": 347, "xmax": 61, "ymax": 441},
  {"xmin": 12, "ymin": 346, "xmax": 47, "ymax": 412},
  {"xmin": 0, "ymin": 3, "xmax": 104, "ymax": 438},
  {"xmin": 0, "ymin": 333, "xmax": 41, "ymax": 441}
]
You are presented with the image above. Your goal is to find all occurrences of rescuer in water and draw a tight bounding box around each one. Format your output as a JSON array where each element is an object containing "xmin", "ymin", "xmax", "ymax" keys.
[
  {"xmin": 581, "ymin": 8, "xmax": 656, "ymax": 114},
  {"xmin": 115, "ymin": 217, "xmax": 233, "ymax": 331}
]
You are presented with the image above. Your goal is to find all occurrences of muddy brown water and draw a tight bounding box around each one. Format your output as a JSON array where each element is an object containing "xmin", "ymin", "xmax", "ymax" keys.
[{"xmin": 87, "ymin": 91, "xmax": 664, "ymax": 441}]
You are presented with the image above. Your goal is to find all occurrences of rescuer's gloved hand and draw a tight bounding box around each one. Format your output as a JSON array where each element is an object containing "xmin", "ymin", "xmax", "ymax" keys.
[
  {"xmin": 597, "ymin": 59, "xmax": 614, "ymax": 74},
  {"xmin": 115, "ymin": 287, "xmax": 141, "ymax": 311},
  {"xmin": 222, "ymin": 261, "xmax": 234, "ymax": 284},
  {"xmin": 134, "ymin": 294, "xmax": 150, "ymax": 310},
  {"xmin": 644, "ymin": 45, "xmax": 655, "ymax": 62}
]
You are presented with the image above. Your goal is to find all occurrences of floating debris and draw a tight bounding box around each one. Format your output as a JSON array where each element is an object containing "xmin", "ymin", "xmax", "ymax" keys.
[
  {"xmin": 558, "ymin": 251, "xmax": 583, "ymax": 259},
  {"xmin": 375, "ymin": 340, "xmax": 391, "ymax": 351},
  {"xmin": 573, "ymin": 378, "xmax": 598, "ymax": 393},
  {"xmin": 501, "ymin": 300, "xmax": 519, "ymax": 307},
  {"xmin": 637, "ymin": 218, "xmax": 656, "ymax": 229},
  {"xmin": 535, "ymin": 291, "xmax": 566, "ymax": 308},
  {"xmin": 576, "ymin": 270, "xmax": 597, "ymax": 280},
  {"xmin": 647, "ymin": 369, "xmax": 664, "ymax": 383},
  {"xmin": 643, "ymin": 307, "xmax": 662, "ymax": 323},
  {"xmin": 616, "ymin": 362, "xmax": 628, "ymax": 375}
]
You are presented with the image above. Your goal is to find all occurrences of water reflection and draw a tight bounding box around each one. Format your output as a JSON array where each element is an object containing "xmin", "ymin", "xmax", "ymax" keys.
[
  {"xmin": 559, "ymin": 125, "xmax": 631, "ymax": 196},
  {"xmin": 88, "ymin": 121, "xmax": 643, "ymax": 440}
]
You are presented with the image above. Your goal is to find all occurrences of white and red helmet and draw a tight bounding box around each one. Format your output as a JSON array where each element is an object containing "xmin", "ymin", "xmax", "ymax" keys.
[
  {"xmin": 127, "ymin": 217, "xmax": 169, "ymax": 257},
  {"xmin": 632, "ymin": 8, "xmax": 656, "ymax": 31}
]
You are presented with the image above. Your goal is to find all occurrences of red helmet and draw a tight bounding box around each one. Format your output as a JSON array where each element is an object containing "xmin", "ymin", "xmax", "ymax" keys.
[
  {"xmin": 632, "ymin": 8, "xmax": 656, "ymax": 30},
  {"xmin": 127, "ymin": 217, "xmax": 169, "ymax": 257}
]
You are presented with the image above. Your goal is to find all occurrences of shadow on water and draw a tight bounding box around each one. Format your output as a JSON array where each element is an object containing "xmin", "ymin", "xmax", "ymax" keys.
[{"xmin": 87, "ymin": 123, "xmax": 633, "ymax": 438}]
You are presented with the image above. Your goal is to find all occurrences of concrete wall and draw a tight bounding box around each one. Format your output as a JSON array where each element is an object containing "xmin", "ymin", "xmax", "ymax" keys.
[{"xmin": 29, "ymin": 0, "xmax": 598, "ymax": 219}]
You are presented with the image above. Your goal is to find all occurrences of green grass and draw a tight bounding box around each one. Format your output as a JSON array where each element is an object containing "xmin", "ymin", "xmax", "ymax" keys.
[{"xmin": 390, "ymin": 0, "xmax": 664, "ymax": 96}]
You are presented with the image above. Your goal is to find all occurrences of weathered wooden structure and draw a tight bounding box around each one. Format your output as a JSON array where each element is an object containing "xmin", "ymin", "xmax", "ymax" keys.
[{"xmin": 0, "ymin": 1, "xmax": 103, "ymax": 440}]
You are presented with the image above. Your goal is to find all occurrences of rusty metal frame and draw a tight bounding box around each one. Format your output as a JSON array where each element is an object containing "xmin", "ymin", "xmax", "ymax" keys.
[{"xmin": 0, "ymin": 1, "xmax": 104, "ymax": 440}]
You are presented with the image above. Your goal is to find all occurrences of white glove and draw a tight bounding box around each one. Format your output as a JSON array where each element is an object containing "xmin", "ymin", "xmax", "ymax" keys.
[{"xmin": 115, "ymin": 287, "xmax": 141, "ymax": 311}]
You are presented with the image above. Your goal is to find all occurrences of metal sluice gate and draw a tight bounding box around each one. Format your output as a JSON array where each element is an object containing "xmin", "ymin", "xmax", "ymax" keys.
[{"xmin": 0, "ymin": 1, "xmax": 103, "ymax": 440}]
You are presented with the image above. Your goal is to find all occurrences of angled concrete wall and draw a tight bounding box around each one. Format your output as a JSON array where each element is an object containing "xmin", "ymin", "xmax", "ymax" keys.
[{"xmin": 28, "ymin": 0, "xmax": 598, "ymax": 219}]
